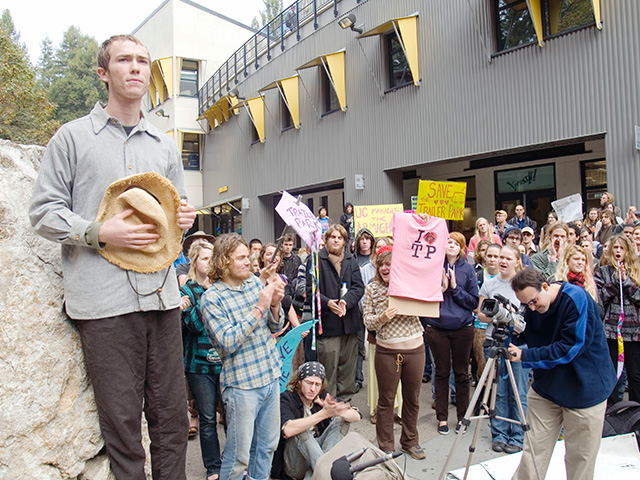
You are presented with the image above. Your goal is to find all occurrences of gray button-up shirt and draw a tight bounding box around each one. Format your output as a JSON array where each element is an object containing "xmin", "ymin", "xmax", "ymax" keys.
[{"xmin": 29, "ymin": 103, "xmax": 187, "ymax": 320}]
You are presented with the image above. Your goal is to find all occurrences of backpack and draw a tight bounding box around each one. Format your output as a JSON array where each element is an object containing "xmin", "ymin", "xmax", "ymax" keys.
[{"xmin": 602, "ymin": 400, "xmax": 640, "ymax": 447}]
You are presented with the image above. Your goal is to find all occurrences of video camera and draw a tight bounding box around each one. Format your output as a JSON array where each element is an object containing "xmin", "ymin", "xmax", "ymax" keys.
[{"xmin": 480, "ymin": 294, "xmax": 526, "ymax": 344}]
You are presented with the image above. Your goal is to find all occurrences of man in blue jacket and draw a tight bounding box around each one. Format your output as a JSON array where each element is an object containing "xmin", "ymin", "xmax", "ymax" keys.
[{"xmin": 508, "ymin": 269, "xmax": 616, "ymax": 480}]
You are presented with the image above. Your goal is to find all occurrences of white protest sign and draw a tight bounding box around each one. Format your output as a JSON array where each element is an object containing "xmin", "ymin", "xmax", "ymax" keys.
[
  {"xmin": 551, "ymin": 193, "xmax": 583, "ymax": 222},
  {"xmin": 275, "ymin": 191, "xmax": 323, "ymax": 251}
]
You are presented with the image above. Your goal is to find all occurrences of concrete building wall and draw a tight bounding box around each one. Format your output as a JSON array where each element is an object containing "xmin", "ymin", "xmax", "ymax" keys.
[{"xmin": 199, "ymin": 0, "xmax": 639, "ymax": 240}]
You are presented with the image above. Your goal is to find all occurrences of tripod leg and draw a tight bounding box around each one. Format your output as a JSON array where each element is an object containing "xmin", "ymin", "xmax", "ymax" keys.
[
  {"xmin": 437, "ymin": 356, "xmax": 498, "ymax": 480},
  {"xmin": 503, "ymin": 359, "xmax": 542, "ymax": 480}
]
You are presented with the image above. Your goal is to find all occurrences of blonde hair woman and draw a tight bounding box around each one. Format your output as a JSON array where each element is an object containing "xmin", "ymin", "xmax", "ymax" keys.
[
  {"xmin": 555, "ymin": 244, "xmax": 597, "ymax": 300},
  {"xmin": 594, "ymin": 234, "xmax": 640, "ymax": 403},
  {"xmin": 467, "ymin": 217, "xmax": 502, "ymax": 262}
]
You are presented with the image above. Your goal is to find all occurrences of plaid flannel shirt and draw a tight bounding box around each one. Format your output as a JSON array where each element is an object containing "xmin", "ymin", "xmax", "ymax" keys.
[{"xmin": 200, "ymin": 275, "xmax": 284, "ymax": 389}]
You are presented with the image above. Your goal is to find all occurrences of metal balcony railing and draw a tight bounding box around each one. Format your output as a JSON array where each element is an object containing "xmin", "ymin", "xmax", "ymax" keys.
[{"xmin": 198, "ymin": 0, "xmax": 350, "ymax": 116}]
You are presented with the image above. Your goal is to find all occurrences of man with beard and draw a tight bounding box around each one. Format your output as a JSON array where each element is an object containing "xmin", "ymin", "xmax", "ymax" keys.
[
  {"xmin": 201, "ymin": 233, "xmax": 286, "ymax": 480},
  {"xmin": 307, "ymin": 225, "xmax": 365, "ymax": 401}
]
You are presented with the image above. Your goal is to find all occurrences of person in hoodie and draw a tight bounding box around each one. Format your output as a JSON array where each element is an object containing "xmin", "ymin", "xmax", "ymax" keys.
[
  {"xmin": 424, "ymin": 232, "xmax": 479, "ymax": 435},
  {"xmin": 353, "ymin": 227, "xmax": 375, "ymax": 393}
]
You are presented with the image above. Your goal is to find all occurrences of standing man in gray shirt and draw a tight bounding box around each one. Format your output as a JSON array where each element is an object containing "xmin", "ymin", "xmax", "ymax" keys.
[{"xmin": 29, "ymin": 35, "xmax": 195, "ymax": 480}]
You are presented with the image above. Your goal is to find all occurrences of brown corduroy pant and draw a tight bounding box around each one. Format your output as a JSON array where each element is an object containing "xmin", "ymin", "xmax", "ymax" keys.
[
  {"xmin": 76, "ymin": 309, "xmax": 188, "ymax": 480},
  {"xmin": 374, "ymin": 344, "xmax": 425, "ymax": 452}
]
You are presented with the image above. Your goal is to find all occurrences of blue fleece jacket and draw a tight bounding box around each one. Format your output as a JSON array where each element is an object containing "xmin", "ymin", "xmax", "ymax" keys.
[
  {"xmin": 521, "ymin": 282, "xmax": 616, "ymax": 409},
  {"xmin": 425, "ymin": 258, "xmax": 479, "ymax": 330}
]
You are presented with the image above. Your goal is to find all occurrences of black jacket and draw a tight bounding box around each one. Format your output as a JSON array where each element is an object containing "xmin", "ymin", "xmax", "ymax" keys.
[{"xmin": 306, "ymin": 248, "xmax": 364, "ymax": 336}]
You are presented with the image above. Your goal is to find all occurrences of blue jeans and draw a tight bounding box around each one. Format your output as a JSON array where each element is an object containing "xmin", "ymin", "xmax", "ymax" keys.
[
  {"xmin": 187, "ymin": 372, "xmax": 222, "ymax": 477},
  {"xmin": 486, "ymin": 347, "xmax": 530, "ymax": 447},
  {"xmin": 283, "ymin": 417, "xmax": 349, "ymax": 479},
  {"xmin": 220, "ymin": 380, "xmax": 280, "ymax": 480}
]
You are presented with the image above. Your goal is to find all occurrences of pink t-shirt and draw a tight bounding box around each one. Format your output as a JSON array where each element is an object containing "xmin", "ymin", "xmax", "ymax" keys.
[{"xmin": 388, "ymin": 213, "xmax": 449, "ymax": 302}]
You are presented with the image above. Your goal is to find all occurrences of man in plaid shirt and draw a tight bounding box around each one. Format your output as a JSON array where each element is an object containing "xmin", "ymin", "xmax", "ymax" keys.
[{"xmin": 201, "ymin": 233, "xmax": 285, "ymax": 480}]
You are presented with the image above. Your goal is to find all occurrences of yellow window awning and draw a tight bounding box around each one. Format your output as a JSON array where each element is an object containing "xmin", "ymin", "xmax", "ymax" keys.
[
  {"xmin": 525, "ymin": 0, "xmax": 545, "ymax": 47},
  {"xmin": 232, "ymin": 96, "xmax": 266, "ymax": 143},
  {"xmin": 158, "ymin": 57, "xmax": 173, "ymax": 97},
  {"xmin": 177, "ymin": 129, "xmax": 204, "ymax": 153},
  {"xmin": 200, "ymin": 94, "xmax": 240, "ymax": 129},
  {"xmin": 592, "ymin": 0, "xmax": 602, "ymax": 29},
  {"xmin": 358, "ymin": 13, "xmax": 420, "ymax": 86},
  {"xmin": 259, "ymin": 75, "xmax": 301, "ymax": 129},
  {"xmin": 150, "ymin": 61, "xmax": 165, "ymax": 106},
  {"xmin": 148, "ymin": 58, "xmax": 173, "ymax": 106},
  {"xmin": 297, "ymin": 50, "xmax": 347, "ymax": 112}
]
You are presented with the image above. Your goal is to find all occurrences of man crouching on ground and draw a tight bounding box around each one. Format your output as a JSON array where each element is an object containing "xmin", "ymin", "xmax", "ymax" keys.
[{"xmin": 278, "ymin": 362, "xmax": 361, "ymax": 480}]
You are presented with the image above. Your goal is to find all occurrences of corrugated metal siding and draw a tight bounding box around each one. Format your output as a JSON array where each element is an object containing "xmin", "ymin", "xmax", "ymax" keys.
[{"xmin": 202, "ymin": 0, "xmax": 640, "ymax": 239}]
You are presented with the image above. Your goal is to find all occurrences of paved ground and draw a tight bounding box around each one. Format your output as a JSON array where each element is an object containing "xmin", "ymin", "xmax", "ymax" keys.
[{"xmin": 186, "ymin": 355, "xmax": 509, "ymax": 479}]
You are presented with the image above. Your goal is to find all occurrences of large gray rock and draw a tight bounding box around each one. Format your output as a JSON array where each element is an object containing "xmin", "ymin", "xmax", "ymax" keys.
[{"xmin": 0, "ymin": 139, "xmax": 114, "ymax": 479}]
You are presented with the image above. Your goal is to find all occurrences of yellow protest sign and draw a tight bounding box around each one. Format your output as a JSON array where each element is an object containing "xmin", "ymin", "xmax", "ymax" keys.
[
  {"xmin": 416, "ymin": 180, "xmax": 466, "ymax": 220},
  {"xmin": 353, "ymin": 204, "xmax": 403, "ymax": 237}
]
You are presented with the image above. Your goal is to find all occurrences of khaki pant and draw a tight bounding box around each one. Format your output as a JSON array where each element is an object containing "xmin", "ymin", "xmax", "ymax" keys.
[
  {"xmin": 317, "ymin": 333, "xmax": 358, "ymax": 402},
  {"xmin": 513, "ymin": 389, "xmax": 606, "ymax": 480}
]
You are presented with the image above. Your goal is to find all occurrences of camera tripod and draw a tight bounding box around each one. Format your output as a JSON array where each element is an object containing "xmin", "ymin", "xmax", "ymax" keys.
[{"xmin": 437, "ymin": 333, "xmax": 541, "ymax": 480}]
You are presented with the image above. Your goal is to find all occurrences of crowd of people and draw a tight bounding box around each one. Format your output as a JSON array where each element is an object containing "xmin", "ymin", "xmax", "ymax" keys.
[
  {"xmin": 165, "ymin": 195, "xmax": 638, "ymax": 480},
  {"xmin": 25, "ymin": 32, "xmax": 634, "ymax": 480}
]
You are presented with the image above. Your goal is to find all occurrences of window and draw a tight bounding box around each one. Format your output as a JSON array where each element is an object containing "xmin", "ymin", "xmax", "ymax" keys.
[
  {"xmin": 180, "ymin": 60, "xmax": 198, "ymax": 96},
  {"xmin": 251, "ymin": 121, "xmax": 260, "ymax": 144},
  {"xmin": 387, "ymin": 32, "xmax": 414, "ymax": 90},
  {"xmin": 495, "ymin": 0, "xmax": 597, "ymax": 52},
  {"xmin": 544, "ymin": 0, "xmax": 594, "ymax": 36},
  {"xmin": 495, "ymin": 1, "xmax": 537, "ymax": 51},
  {"xmin": 322, "ymin": 68, "xmax": 341, "ymax": 115},
  {"xmin": 281, "ymin": 94, "xmax": 294, "ymax": 131},
  {"xmin": 181, "ymin": 133, "xmax": 200, "ymax": 170},
  {"xmin": 581, "ymin": 159, "xmax": 607, "ymax": 212}
]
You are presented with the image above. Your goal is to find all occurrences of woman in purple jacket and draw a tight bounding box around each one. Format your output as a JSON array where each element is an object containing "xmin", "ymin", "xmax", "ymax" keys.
[{"xmin": 424, "ymin": 232, "xmax": 479, "ymax": 435}]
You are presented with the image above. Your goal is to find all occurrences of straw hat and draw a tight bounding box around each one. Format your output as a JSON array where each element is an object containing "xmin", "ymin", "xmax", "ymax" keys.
[{"xmin": 95, "ymin": 172, "xmax": 183, "ymax": 273}]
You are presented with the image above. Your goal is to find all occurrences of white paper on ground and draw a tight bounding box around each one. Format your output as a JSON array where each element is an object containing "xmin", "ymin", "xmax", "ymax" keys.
[{"xmin": 449, "ymin": 433, "xmax": 640, "ymax": 480}]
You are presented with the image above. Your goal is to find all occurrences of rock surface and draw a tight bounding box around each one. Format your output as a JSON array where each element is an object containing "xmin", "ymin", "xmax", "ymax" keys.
[{"xmin": 0, "ymin": 139, "xmax": 113, "ymax": 479}]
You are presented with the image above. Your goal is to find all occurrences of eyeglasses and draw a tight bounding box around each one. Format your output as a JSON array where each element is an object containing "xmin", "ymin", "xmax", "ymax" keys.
[
  {"xmin": 526, "ymin": 292, "xmax": 541, "ymax": 308},
  {"xmin": 302, "ymin": 378, "xmax": 323, "ymax": 388}
]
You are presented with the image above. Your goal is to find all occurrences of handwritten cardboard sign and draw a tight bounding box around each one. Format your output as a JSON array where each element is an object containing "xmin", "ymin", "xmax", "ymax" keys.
[
  {"xmin": 353, "ymin": 204, "xmax": 403, "ymax": 237},
  {"xmin": 416, "ymin": 180, "xmax": 467, "ymax": 220},
  {"xmin": 275, "ymin": 191, "xmax": 323, "ymax": 251}
]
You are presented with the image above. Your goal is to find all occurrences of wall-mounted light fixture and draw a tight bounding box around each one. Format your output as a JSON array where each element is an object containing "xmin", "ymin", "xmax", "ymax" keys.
[
  {"xmin": 155, "ymin": 109, "xmax": 170, "ymax": 118},
  {"xmin": 338, "ymin": 13, "xmax": 363, "ymax": 34}
]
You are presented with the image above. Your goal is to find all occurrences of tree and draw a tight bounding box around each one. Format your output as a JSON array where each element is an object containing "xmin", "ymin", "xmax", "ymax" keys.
[
  {"xmin": 0, "ymin": 10, "xmax": 59, "ymax": 145},
  {"xmin": 37, "ymin": 36, "xmax": 55, "ymax": 89},
  {"xmin": 42, "ymin": 26, "xmax": 107, "ymax": 124},
  {"xmin": 251, "ymin": 0, "xmax": 283, "ymax": 29}
]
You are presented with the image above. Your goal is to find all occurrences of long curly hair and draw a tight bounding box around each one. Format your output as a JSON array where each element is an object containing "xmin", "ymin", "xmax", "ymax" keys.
[
  {"xmin": 207, "ymin": 233, "xmax": 247, "ymax": 283},
  {"xmin": 555, "ymin": 244, "xmax": 597, "ymax": 300},
  {"xmin": 602, "ymin": 234, "xmax": 640, "ymax": 285}
]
